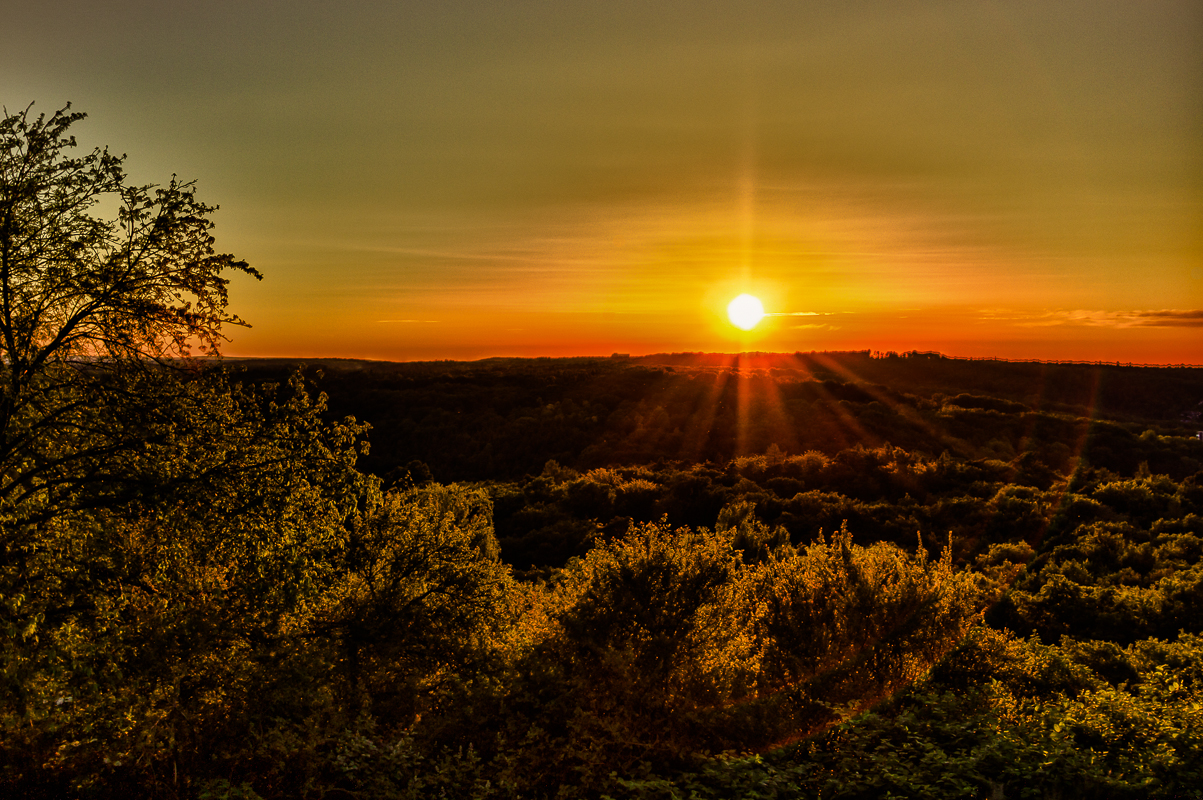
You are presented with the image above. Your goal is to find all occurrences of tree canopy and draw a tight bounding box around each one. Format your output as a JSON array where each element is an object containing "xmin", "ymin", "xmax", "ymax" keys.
[
  {"xmin": 0, "ymin": 103, "xmax": 259, "ymax": 366},
  {"xmin": 0, "ymin": 103, "xmax": 261, "ymax": 519}
]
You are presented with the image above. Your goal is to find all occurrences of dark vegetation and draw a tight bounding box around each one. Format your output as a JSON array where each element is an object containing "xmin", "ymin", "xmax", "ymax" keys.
[
  {"xmin": 239, "ymin": 351, "xmax": 1203, "ymax": 484},
  {"xmin": 4, "ymin": 105, "xmax": 1203, "ymax": 798}
]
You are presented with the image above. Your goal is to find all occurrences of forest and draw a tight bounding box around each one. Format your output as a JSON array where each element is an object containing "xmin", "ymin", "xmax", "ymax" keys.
[{"xmin": 5, "ymin": 106, "xmax": 1203, "ymax": 799}]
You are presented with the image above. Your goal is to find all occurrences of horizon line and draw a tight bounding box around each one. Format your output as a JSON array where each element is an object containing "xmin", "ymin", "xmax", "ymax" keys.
[{"xmin": 210, "ymin": 350, "xmax": 1203, "ymax": 371}]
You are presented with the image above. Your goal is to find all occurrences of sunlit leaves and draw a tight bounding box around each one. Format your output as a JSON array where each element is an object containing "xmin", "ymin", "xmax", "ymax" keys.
[
  {"xmin": 501, "ymin": 518, "xmax": 982, "ymax": 766},
  {"xmin": 318, "ymin": 483, "xmax": 514, "ymax": 713}
]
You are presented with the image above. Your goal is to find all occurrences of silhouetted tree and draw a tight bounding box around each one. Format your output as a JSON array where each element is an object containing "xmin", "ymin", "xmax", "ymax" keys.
[{"xmin": 0, "ymin": 103, "xmax": 260, "ymax": 519}]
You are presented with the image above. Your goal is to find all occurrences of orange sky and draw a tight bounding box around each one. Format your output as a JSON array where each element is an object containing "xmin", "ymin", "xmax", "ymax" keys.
[{"xmin": 5, "ymin": 1, "xmax": 1201, "ymax": 363}]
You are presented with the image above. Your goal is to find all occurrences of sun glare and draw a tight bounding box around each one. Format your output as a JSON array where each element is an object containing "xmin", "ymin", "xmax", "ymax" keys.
[{"xmin": 727, "ymin": 294, "xmax": 765, "ymax": 331}]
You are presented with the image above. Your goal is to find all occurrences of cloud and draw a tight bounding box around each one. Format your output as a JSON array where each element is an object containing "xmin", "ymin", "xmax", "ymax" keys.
[
  {"xmin": 979, "ymin": 309, "xmax": 1203, "ymax": 329},
  {"xmin": 1125, "ymin": 310, "xmax": 1203, "ymax": 328},
  {"xmin": 767, "ymin": 311, "xmax": 837, "ymax": 317}
]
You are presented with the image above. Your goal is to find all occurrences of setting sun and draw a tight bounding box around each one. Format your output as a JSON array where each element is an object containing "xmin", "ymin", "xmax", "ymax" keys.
[{"xmin": 727, "ymin": 294, "xmax": 765, "ymax": 331}]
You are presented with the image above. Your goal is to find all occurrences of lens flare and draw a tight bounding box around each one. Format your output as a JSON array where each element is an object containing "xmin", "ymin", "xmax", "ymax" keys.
[{"xmin": 727, "ymin": 294, "xmax": 765, "ymax": 331}]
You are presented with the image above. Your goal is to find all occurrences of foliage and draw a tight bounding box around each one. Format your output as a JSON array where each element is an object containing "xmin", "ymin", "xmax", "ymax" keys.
[
  {"xmin": 0, "ymin": 103, "xmax": 260, "ymax": 519},
  {"xmin": 746, "ymin": 525, "xmax": 977, "ymax": 715},
  {"xmin": 0, "ymin": 372, "xmax": 369, "ymax": 797},
  {"xmin": 0, "ymin": 399, "xmax": 520, "ymax": 797},
  {"xmin": 316, "ymin": 483, "xmax": 514, "ymax": 720},
  {"xmin": 385, "ymin": 519, "xmax": 980, "ymax": 798}
]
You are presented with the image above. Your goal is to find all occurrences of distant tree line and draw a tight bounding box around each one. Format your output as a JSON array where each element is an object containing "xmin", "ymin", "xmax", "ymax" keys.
[{"xmin": 235, "ymin": 356, "xmax": 1203, "ymax": 487}]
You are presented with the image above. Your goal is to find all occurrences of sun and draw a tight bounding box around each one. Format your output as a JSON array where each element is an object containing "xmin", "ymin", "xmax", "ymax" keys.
[{"xmin": 727, "ymin": 294, "xmax": 765, "ymax": 331}]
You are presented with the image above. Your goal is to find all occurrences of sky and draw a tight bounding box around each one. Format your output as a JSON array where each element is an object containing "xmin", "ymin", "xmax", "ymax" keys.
[{"xmin": 4, "ymin": 1, "xmax": 1202, "ymax": 362}]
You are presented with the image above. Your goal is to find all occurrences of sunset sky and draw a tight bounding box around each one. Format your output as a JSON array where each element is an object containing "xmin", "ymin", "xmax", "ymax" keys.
[{"xmin": 5, "ymin": 1, "xmax": 1201, "ymax": 362}]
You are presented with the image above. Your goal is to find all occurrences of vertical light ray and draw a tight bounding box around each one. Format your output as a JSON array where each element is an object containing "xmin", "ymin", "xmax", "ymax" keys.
[
  {"xmin": 677, "ymin": 363, "xmax": 737, "ymax": 462},
  {"xmin": 735, "ymin": 353, "xmax": 754, "ymax": 457},
  {"xmin": 747, "ymin": 368, "xmax": 799, "ymax": 455},
  {"xmin": 1030, "ymin": 365, "xmax": 1103, "ymax": 551},
  {"xmin": 733, "ymin": 50, "xmax": 762, "ymax": 457}
]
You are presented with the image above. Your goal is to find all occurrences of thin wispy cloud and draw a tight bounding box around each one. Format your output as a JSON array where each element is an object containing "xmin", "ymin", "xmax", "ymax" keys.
[
  {"xmin": 1126, "ymin": 310, "xmax": 1203, "ymax": 328},
  {"xmin": 766, "ymin": 311, "xmax": 836, "ymax": 317},
  {"xmin": 979, "ymin": 309, "xmax": 1203, "ymax": 329}
]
